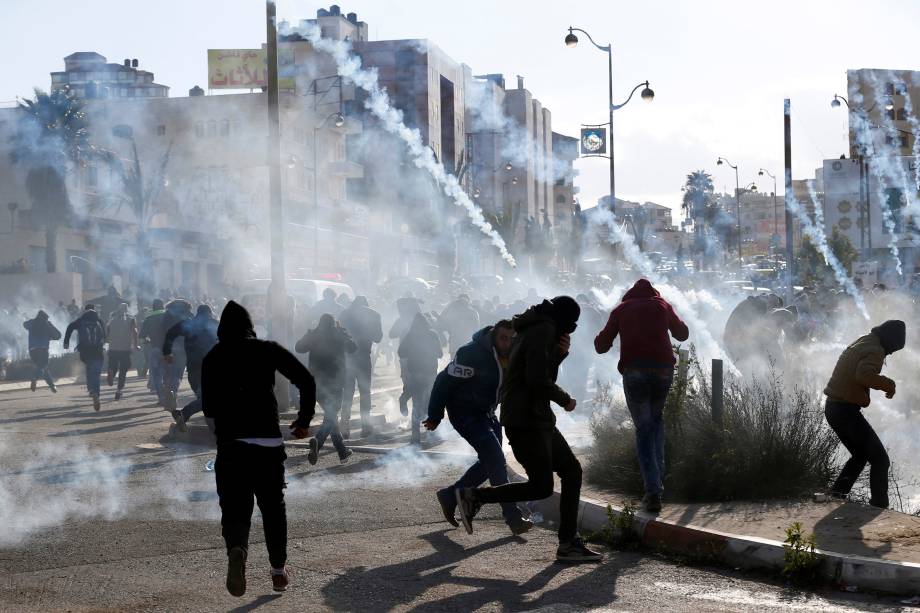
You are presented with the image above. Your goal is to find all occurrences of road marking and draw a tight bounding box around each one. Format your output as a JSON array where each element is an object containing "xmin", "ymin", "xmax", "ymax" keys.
[{"xmin": 651, "ymin": 580, "xmax": 874, "ymax": 612}]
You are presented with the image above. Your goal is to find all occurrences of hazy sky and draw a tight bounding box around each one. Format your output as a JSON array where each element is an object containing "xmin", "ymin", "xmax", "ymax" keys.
[{"xmin": 3, "ymin": 0, "xmax": 918, "ymax": 216}]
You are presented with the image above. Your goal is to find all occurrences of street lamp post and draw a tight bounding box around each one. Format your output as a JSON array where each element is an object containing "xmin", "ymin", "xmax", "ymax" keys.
[
  {"xmin": 758, "ymin": 168, "xmax": 779, "ymax": 256},
  {"xmin": 717, "ymin": 157, "xmax": 742, "ymax": 268},
  {"xmin": 831, "ymin": 94, "xmax": 873, "ymax": 255},
  {"xmin": 564, "ymin": 27, "xmax": 654, "ymax": 213},
  {"xmin": 312, "ymin": 111, "xmax": 346, "ymax": 273}
]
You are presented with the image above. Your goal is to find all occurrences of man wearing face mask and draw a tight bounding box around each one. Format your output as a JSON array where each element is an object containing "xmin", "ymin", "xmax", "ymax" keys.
[
  {"xmin": 423, "ymin": 320, "xmax": 532, "ymax": 535},
  {"xmin": 823, "ymin": 319, "xmax": 905, "ymax": 509},
  {"xmin": 455, "ymin": 296, "xmax": 602, "ymax": 562}
]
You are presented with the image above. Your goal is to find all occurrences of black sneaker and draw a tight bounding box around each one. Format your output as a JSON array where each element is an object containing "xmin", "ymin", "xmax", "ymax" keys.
[
  {"xmin": 436, "ymin": 488, "xmax": 459, "ymax": 527},
  {"xmin": 92, "ymin": 395, "xmax": 101, "ymax": 412},
  {"xmin": 508, "ymin": 518, "xmax": 534, "ymax": 535},
  {"xmin": 49, "ymin": 383, "xmax": 57, "ymax": 393},
  {"xmin": 307, "ymin": 438, "xmax": 319, "ymax": 465},
  {"xmin": 455, "ymin": 488, "xmax": 481, "ymax": 535},
  {"xmin": 556, "ymin": 537, "xmax": 603, "ymax": 563},
  {"xmin": 642, "ymin": 493, "xmax": 662, "ymax": 514},
  {"xmin": 30, "ymin": 380, "xmax": 36, "ymax": 392},
  {"xmin": 114, "ymin": 390, "xmax": 122, "ymax": 401},
  {"xmin": 171, "ymin": 410, "xmax": 188, "ymax": 433},
  {"xmin": 271, "ymin": 567, "xmax": 289, "ymax": 592},
  {"xmin": 226, "ymin": 546, "xmax": 247, "ymax": 597},
  {"xmin": 339, "ymin": 448, "xmax": 354, "ymax": 464}
]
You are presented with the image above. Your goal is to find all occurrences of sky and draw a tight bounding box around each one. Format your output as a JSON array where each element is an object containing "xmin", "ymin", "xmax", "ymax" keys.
[{"xmin": 3, "ymin": 0, "xmax": 919, "ymax": 218}]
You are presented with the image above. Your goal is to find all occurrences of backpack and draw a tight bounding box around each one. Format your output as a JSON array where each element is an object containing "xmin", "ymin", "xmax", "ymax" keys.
[{"xmin": 81, "ymin": 320, "xmax": 105, "ymax": 351}]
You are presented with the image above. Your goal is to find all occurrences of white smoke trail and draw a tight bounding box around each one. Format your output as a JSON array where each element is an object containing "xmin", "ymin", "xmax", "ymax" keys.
[
  {"xmin": 290, "ymin": 23, "xmax": 516, "ymax": 267},
  {"xmin": 785, "ymin": 171, "xmax": 869, "ymax": 319}
]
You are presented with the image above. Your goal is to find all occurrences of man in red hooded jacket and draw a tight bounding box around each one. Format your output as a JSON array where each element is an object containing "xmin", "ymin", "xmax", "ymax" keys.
[{"xmin": 594, "ymin": 279, "xmax": 689, "ymax": 513}]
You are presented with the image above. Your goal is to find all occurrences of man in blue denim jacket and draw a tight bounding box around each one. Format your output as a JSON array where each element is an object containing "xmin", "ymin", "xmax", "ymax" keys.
[{"xmin": 423, "ymin": 320, "xmax": 532, "ymax": 535}]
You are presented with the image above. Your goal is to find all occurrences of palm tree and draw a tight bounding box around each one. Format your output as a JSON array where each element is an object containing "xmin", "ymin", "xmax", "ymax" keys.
[
  {"xmin": 681, "ymin": 170, "xmax": 715, "ymax": 230},
  {"xmin": 9, "ymin": 88, "xmax": 99, "ymax": 272}
]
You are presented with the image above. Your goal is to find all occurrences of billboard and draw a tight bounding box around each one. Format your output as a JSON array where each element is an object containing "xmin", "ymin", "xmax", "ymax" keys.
[
  {"xmin": 580, "ymin": 127, "xmax": 607, "ymax": 156},
  {"xmin": 207, "ymin": 48, "xmax": 295, "ymax": 90}
]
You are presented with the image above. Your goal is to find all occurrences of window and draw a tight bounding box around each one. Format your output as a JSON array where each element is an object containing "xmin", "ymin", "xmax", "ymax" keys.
[
  {"xmin": 207, "ymin": 120, "xmax": 217, "ymax": 138},
  {"xmin": 886, "ymin": 108, "xmax": 896, "ymax": 121},
  {"xmin": 220, "ymin": 119, "xmax": 230, "ymax": 137},
  {"xmin": 883, "ymin": 188, "xmax": 903, "ymax": 233},
  {"xmin": 896, "ymin": 108, "xmax": 907, "ymax": 121},
  {"xmin": 156, "ymin": 124, "xmax": 166, "ymax": 136},
  {"xmin": 885, "ymin": 82, "xmax": 895, "ymax": 96},
  {"xmin": 195, "ymin": 121, "xmax": 204, "ymax": 138},
  {"xmin": 886, "ymin": 135, "xmax": 909, "ymax": 148}
]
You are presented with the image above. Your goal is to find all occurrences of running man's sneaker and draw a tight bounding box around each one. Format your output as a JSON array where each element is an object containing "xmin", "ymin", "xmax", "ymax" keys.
[
  {"xmin": 92, "ymin": 395, "xmax": 101, "ymax": 412},
  {"xmin": 436, "ymin": 488, "xmax": 459, "ymax": 527},
  {"xmin": 107, "ymin": 372, "xmax": 114, "ymax": 387},
  {"xmin": 171, "ymin": 409, "xmax": 187, "ymax": 432},
  {"xmin": 642, "ymin": 493, "xmax": 662, "ymax": 513},
  {"xmin": 226, "ymin": 546, "xmax": 247, "ymax": 597},
  {"xmin": 307, "ymin": 437, "xmax": 319, "ymax": 465},
  {"xmin": 114, "ymin": 390, "xmax": 122, "ymax": 401},
  {"xmin": 49, "ymin": 383, "xmax": 57, "ymax": 393},
  {"xmin": 30, "ymin": 380, "xmax": 36, "ymax": 392},
  {"xmin": 339, "ymin": 448, "xmax": 354, "ymax": 464},
  {"xmin": 556, "ymin": 537, "xmax": 603, "ymax": 563},
  {"xmin": 455, "ymin": 488, "xmax": 481, "ymax": 535},
  {"xmin": 271, "ymin": 567, "xmax": 289, "ymax": 592},
  {"xmin": 508, "ymin": 518, "xmax": 534, "ymax": 536}
]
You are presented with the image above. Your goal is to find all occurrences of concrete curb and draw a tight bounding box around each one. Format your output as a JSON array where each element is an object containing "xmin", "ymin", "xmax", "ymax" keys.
[{"xmin": 529, "ymin": 490, "xmax": 920, "ymax": 596}]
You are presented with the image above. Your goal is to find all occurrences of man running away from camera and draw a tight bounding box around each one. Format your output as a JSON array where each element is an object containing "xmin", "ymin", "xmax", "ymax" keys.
[
  {"xmin": 423, "ymin": 319, "xmax": 532, "ymax": 535},
  {"xmin": 594, "ymin": 278, "xmax": 689, "ymax": 514},
  {"xmin": 455, "ymin": 297, "xmax": 602, "ymax": 563},
  {"xmin": 201, "ymin": 301, "xmax": 317, "ymax": 597}
]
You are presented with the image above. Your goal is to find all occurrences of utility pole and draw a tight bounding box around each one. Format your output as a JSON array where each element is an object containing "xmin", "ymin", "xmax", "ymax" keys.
[
  {"xmin": 784, "ymin": 99, "xmax": 794, "ymax": 305},
  {"xmin": 266, "ymin": 0, "xmax": 289, "ymax": 408}
]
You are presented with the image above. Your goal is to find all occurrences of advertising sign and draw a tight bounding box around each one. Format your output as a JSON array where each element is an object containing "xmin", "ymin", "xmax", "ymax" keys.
[{"xmin": 208, "ymin": 48, "xmax": 295, "ymax": 90}]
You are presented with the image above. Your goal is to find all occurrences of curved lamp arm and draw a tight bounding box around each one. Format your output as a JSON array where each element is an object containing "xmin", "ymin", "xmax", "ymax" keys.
[
  {"xmin": 567, "ymin": 26, "xmax": 611, "ymax": 52},
  {"xmin": 717, "ymin": 157, "xmax": 737, "ymax": 170},
  {"xmin": 612, "ymin": 81, "xmax": 651, "ymax": 111}
]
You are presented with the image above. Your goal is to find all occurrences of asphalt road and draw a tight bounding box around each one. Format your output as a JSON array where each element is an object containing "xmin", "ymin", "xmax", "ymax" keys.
[{"xmin": 0, "ymin": 375, "xmax": 913, "ymax": 612}]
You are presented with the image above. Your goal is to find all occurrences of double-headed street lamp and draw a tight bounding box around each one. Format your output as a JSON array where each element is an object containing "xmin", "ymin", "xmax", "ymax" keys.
[
  {"xmin": 564, "ymin": 26, "xmax": 654, "ymax": 213},
  {"xmin": 312, "ymin": 111, "xmax": 346, "ymax": 265},
  {"xmin": 716, "ymin": 157, "xmax": 742, "ymax": 268}
]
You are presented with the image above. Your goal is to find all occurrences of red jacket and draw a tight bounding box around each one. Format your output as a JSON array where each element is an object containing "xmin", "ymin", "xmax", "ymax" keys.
[{"xmin": 594, "ymin": 279, "xmax": 689, "ymax": 373}]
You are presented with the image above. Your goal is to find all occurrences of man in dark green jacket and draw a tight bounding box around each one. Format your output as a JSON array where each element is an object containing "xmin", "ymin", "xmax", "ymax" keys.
[{"xmin": 456, "ymin": 297, "xmax": 601, "ymax": 563}]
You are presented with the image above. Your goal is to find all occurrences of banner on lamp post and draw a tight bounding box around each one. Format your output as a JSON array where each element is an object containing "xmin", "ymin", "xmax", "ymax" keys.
[{"xmin": 580, "ymin": 127, "xmax": 607, "ymax": 156}]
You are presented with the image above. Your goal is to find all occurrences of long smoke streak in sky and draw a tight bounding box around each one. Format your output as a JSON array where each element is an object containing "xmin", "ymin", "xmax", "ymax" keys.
[
  {"xmin": 289, "ymin": 22, "xmax": 517, "ymax": 267},
  {"xmin": 786, "ymin": 171, "xmax": 869, "ymax": 319}
]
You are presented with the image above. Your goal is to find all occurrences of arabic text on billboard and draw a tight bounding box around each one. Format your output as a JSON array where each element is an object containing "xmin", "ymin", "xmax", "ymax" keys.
[{"xmin": 208, "ymin": 49, "xmax": 295, "ymax": 90}]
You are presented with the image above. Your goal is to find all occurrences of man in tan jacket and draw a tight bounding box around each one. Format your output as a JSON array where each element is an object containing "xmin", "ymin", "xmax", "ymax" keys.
[{"xmin": 824, "ymin": 319, "xmax": 904, "ymax": 508}]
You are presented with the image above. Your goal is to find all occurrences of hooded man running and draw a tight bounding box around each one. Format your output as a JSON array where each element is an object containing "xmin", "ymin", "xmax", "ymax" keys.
[
  {"xmin": 455, "ymin": 297, "xmax": 601, "ymax": 563},
  {"xmin": 201, "ymin": 301, "xmax": 317, "ymax": 597}
]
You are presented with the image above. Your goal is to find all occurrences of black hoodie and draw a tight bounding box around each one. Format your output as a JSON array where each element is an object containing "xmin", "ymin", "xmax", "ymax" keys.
[
  {"xmin": 201, "ymin": 301, "xmax": 316, "ymax": 445},
  {"xmin": 871, "ymin": 320, "xmax": 906, "ymax": 355},
  {"xmin": 499, "ymin": 301, "xmax": 573, "ymax": 429},
  {"xmin": 64, "ymin": 310, "xmax": 106, "ymax": 361}
]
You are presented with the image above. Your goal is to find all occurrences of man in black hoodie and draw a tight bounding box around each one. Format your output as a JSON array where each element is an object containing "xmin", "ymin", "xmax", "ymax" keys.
[
  {"xmin": 456, "ymin": 297, "xmax": 601, "ymax": 562},
  {"xmin": 339, "ymin": 296, "xmax": 383, "ymax": 438},
  {"xmin": 398, "ymin": 313, "xmax": 443, "ymax": 444},
  {"xmin": 201, "ymin": 301, "xmax": 317, "ymax": 597},
  {"xmin": 64, "ymin": 304, "xmax": 106, "ymax": 411}
]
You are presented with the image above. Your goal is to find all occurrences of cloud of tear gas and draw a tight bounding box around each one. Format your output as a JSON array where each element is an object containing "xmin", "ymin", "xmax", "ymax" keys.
[
  {"xmin": 288, "ymin": 23, "xmax": 516, "ymax": 268},
  {"xmin": 0, "ymin": 441, "xmax": 130, "ymax": 546},
  {"xmin": 785, "ymin": 171, "xmax": 869, "ymax": 320}
]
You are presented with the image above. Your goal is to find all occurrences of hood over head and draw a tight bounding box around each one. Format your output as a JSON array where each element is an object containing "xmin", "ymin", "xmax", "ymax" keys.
[
  {"xmin": 352, "ymin": 295, "xmax": 369, "ymax": 308},
  {"xmin": 151, "ymin": 299, "xmax": 164, "ymax": 311},
  {"xmin": 80, "ymin": 309, "xmax": 101, "ymax": 324},
  {"xmin": 317, "ymin": 313, "xmax": 335, "ymax": 329},
  {"xmin": 550, "ymin": 295, "xmax": 580, "ymax": 334},
  {"xmin": 196, "ymin": 304, "xmax": 213, "ymax": 318},
  {"xmin": 513, "ymin": 300, "xmax": 563, "ymax": 333},
  {"xmin": 622, "ymin": 279, "xmax": 660, "ymax": 301},
  {"xmin": 217, "ymin": 300, "xmax": 256, "ymax": 341},
  {"xmin": 322, "ymin": 288, "xmax": 336, "ymax": 300},
  {"xmin": 409, "ymin": 312, "xmax": 431, "ymax": 331},
  {"xmin": 871, "ymin": 319, "xmax": 906, "ymax": 354},
  {"xmin": 471, "ymin": 325, "xmax": 492, "ymax": 349},
  {"xmin": 35, "ymin": 309, "xmax": 49, "ymax": 320}
]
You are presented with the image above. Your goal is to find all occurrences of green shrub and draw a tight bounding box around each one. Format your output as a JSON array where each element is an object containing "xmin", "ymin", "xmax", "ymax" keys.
[
  {"xmin": 2, "ymin": 353, "xmax": 81, "ymax": 381},
  {"xmin": 587, "ymin": 501, "xmax": 640, "ymax": 550},
  {"xmin": 782, "ymin": 521, "xmax": 820, "ymax": 585},
  {"xmin": 586, "ymin": 356, "xmax": 839, "ymax": 502}
]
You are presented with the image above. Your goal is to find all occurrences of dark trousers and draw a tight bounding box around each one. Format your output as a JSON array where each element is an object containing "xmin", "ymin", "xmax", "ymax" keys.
[
  {"xmin": 475, "ymin": 426, "xmax": 582, "ymax": 543},
  {"xmin": 215, "ymin": 442, "xmax": 288, "ymax": 569},
  {"xmin": 107, "ymin": 350, "xmax": 132, "ymax": 390},
  {"xmin": 180, "ymin": 366, "xmax": 203, "ymax": 421},
  {"xmin": 825, "ymin": 400, "xmax": 890, "ymax": 508},
  {"xmin": 29, "ymin": 348, "xmax": 54, "ymax": 388},
  {"xmin": 451, "ymin": 414, "xmax": 522, "ymax": 524},
  {"xmin": 342, "ymin": 354, "xmax": 372, "ymax": 429},
  {"xmin": 315, "ymin": 384, "xmax": 347, "ymax": 456}
]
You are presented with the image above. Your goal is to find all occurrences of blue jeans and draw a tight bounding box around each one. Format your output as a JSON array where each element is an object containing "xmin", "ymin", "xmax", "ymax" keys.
[
  {"xmin": 451, "ymin": 414, "xmax": 522, "ymax": 524},
  {"xmin": 148, "ymin": 352, "xmax": 165, "ymax": 401},
  {"xmin": 622, "ymin": 368, "xmax": 673, "ymax": 496},
  {"xmin": 85, "ymin": 358, "xmax": 103, "ymax": 397}
]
